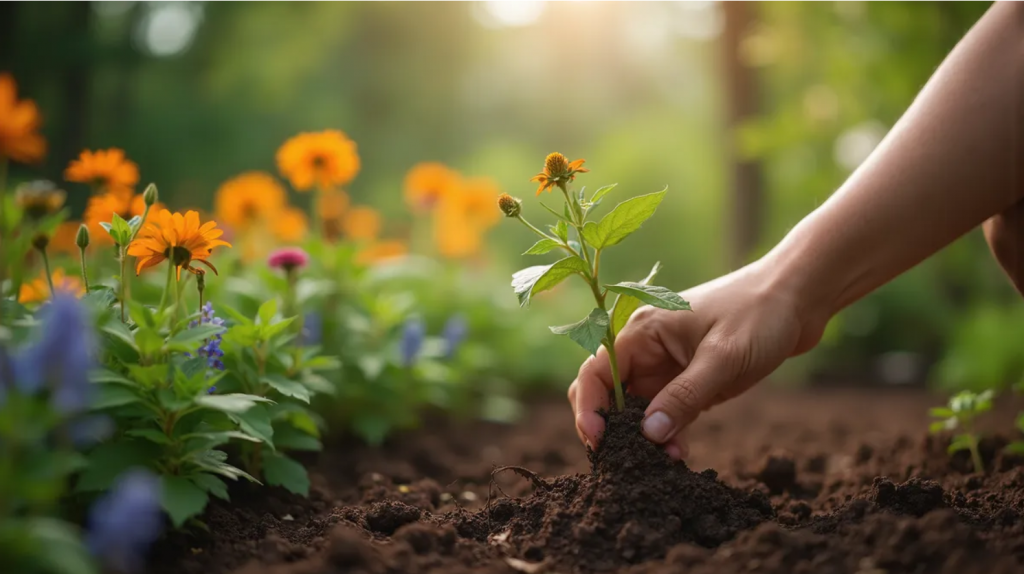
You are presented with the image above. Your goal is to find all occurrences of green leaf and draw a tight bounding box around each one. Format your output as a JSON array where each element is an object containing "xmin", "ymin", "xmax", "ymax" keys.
[
  {"xmin": 128, "ymin": 364, "xmax": 169, "ymax": 388},
  {"xmin": 1005, "ymin": 442, "xmax": 1024, "ymax": 455},
  {"xmin": 263, "ymin": 453, "xmax": 310, "ymax": 496},
  {"xmin": 590, "ymin": 183, "xmax": 618, "ymax": 204},
  {"xmin": 27, "ymin": 518, "xmax": 99, "ymax": 574},
  {"xmin": 161, "ymin": 475, "xmax": 209, "ymax": 528},
  {"xmin": 610, "ymin": 262, "xmax": 662, "ymax": 335},
  {"xmin": 106, "ymin": 213, "xmax": 133, "ymax": 245},
  {"xmin": 92, "ymin": 384, "xmax": 141, "ymax": 409},
  {"xmin": 135, "ymin": 327, "xmax": 165, "ymax": 357},
  {"xmin": 523, "ymin": 238, "xmax": 562, "ymax": 256},
  {"xmin": 190, "ymin": 473, "xmax": 229, "ymax": 501},
  {"xmin": 76, "ymin": 441, "xmax": 157, "ymax": 492},
  {"xmin": 604, "ymin": 283, "xmax": 690, "ymax": 311},
  {"xmin": 89, "ymin": 369, "xmax": 136, "ymax": 386},
  {"xmin": 551, "ymin": 220, "xmax": 569, "ymax": 241},
  {"xmin": 929, "ymin": 407, "xmax": 955, "ymax": 419},
  {"xmin": 511, "ymin": 256, "xmax": 588, "ymax": 307},
  {"xmin": 258, "ymin": 298, "xmax": 278, "ymax": 325},
  {"xmin": 261, "ymin": 375, "xmax": 311, "ymax": 403},
  {"xmin": 100, "ymin": 321, "xmax": 137, "ymax": 350},
  {"xmin": 948, "ymin": 434, "xmax": 973, "ymax": 454},
  {"xmin": 228, "ymin": 405, "xmax": 275, "ymax": 446},
  {"xmin": 195, "ymin": 393, "xmax": 274, "ymax": 414},
  {"xmin": 581, "ymin": 189, "xmax": 666, "ymax": 249},
  {"xmin": 192, "ymin": 450, "xmax": 260, "ymax": 483},
  {"xmin": 126, "ymin": 429, "xmax": 172, "ymax": 445},
  {"xmin": 928, "ymin": 421, "xmax": 949, "ymax": 434},
  {"xmin": 549, "ymin": 308, "xmax": 609, "ymax": 356},
  {"xmin": 183, "ymin": 430, "xmax": 262, "ymax": 453},
  {"xmin": 273, "ymin": 424, "xmax": 322, "ymax": 451},
  {"xmin": 168, "ymin": 324, "xmax": 226, "ymax": 348}
]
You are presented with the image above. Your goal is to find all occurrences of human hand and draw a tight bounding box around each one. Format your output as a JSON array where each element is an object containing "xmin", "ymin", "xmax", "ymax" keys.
[
  {"xmin": 567, "ymin": 260, "xmax": 829, "ymax": 460},
  {"xmin": 983, "ymin": 199, "xmax": 1024, "ymax": 297}
]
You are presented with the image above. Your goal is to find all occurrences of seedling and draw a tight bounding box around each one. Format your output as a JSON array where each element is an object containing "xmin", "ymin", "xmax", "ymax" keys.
[
  {"xmin": 500, "ymin": 153, "xmax": 690, "ymax": 411},
  {"xmin": 929, "ymin": 389, "xmax": 993, "ymax": 474}
]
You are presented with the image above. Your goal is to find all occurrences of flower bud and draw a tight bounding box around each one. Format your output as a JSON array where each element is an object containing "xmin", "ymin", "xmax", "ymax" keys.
[
  {"xmin": 32, "ymin": 232, "xmax": 50, "ymax": 252},
  {"xmin": 143, "ymin": 183, "xmax": 158, "ymax": 207},
  {"xmin": 195, "ymin": 268, "xmax": 206, "ymax": 293},
  {"xmin": 497, "ymin": 193, "xmax": 522, "ymax": 218},
  {"xmin": 76, "ymin": 223, "xmax": 90, "ymax": 249}
]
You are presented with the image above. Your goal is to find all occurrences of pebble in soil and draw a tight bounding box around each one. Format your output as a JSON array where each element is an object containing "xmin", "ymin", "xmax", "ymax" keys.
[{"xmin": 481, "ymin": 394, "xmax": 774, "ymax": 572}]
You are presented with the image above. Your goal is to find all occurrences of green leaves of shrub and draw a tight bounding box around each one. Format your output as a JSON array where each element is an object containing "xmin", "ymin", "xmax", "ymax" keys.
[
  {"xmin": 605, "ymin": 283, "xmax": 690, "ymax": 311},
  {"xmin": 609, "ymin": 262, "xmax": 661, "ymax": 335},
  {"xmin": 512, "ymin": 256, "xmax": 588, "ymax": 307},
  {"xmin": 549, "ymin": 308, "xmax": 609, "ymax": 356}
]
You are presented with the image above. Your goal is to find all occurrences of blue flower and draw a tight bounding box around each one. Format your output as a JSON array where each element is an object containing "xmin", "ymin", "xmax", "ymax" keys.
[
  {"xmin": 0, "ymin": 347, "xmax": 13, "ymax": 406},
  {"xmin": 86, "ymin": 469, "xmax": 164, "ymax": 573},
  {"xmin": 190, "ymin": 302, "xmax": 225, "ymax": 371},
  {"xmin": 299, "ymin": 312, "xmax": 322, "ymax": 347},
  {"xmin": 15, "ymin": 295, "xmax": 96, "ymax": 413},
  {"xmin": 399, "ymin": 317, "xmax": 425, "ymax": 367},
  {"xmin": 441, "ymin": 314, "xmax": 468, "ymax": 358}
]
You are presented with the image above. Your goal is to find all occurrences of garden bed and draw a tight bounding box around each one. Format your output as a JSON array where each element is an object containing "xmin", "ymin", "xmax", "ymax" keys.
[{"xmin": 150, "ymin": 386, "xmax": 1024, "ymax": 574}]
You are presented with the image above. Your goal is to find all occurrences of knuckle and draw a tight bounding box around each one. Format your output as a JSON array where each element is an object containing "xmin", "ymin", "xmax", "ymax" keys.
[
  {"xmin": 567, "ymin": 381, "xmax": 577, "ymax": 404},
  {"xmin": 664, "ymin": 380, "xmax": 703, "ymax": 415}
]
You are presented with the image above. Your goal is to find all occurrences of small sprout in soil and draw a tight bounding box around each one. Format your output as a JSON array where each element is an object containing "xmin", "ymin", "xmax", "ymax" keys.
[
  {"xmin": 929, "ymin": 389, "xmax": 993, "ymax": 474},
  {"xmin": 1005, "ymin": 413, "xmax": 1024, "ymax": 456},
  {"xmin": 502, "ymin": 153, "xmax": 691, "ymax": 411}
]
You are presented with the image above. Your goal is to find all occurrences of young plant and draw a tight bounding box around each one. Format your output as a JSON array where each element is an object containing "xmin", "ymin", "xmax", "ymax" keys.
[
  {"xmin": 500, "ymin": 153, "xmax": 690, "ymax": 411},
  {"xmin": 929, "ymin": 389, "xmax": 994, "ymax": 474}
]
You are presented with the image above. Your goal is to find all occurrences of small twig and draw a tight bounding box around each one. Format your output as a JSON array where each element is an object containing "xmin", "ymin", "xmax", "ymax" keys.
[{"xmin": 491, "ymin": 465, "xmax": 550, "ymax": 491}]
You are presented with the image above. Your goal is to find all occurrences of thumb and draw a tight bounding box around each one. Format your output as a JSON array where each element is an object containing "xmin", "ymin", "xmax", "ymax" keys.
[{"xmin": 641, "ymin": 339, "xmax": 740, "ymax": 444}]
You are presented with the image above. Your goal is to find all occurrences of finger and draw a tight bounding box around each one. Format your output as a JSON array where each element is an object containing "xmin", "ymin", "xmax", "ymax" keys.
[
  {"xmin": 567, "ymin": 381, "xmax": 589, "ymax": 447},
  {"xmin": 575, "ymin": 342, "xmax": 632, "ymax": 447},
  {"xmin": 642, "ymin": 340, "xmax": 739, "ymax": 445},
  {"xmin": 663, "ymin": 427, "xmax": 690, "ymax": 461}
]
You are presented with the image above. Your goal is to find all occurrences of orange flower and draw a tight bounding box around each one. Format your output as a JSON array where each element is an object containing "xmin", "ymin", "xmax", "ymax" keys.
[
  {"xmin": 356, "ymin": 240, "xmax": 407, "ymax": 266},
  {"xmin": 404, "ymin": 162, "xmax": 459, "ymax": 212},
  {"xmin": 19, "ymin": 268, "xmax": 85, "ymax": 304},
  {"xmin": 50, "ymin": 221, "xmax": 82, "ymax": 255},
  {"xmin": 214, "ymin": 171, "xmax": 287, "ymax": 232},
  {"xmin": 431, "ymin": 178, "xmax": 501, "ymax": 259},
  {"xmin": 0, "ymin": 73, "xmax": 46, "ymax": 164},
  {"xmin": 272, "ymin": 207, "xmax": 309, "ymax": 243},
  {"xmin": 317, "ymin": 188, "xmax": 350, "ymax": 221},
  {"xmin": 127, "ymin": 210, "xmax": 230, "ymax": 278},
  {"xmin": 530, "ymin": 152, "xmax": 588, "ymax": 195},
  {"xmin": 341, "ymin": 206, "xmax": 381, "ymax": 241},
  {"xmin": 434, "ymin": 217, "xmax": 481, "ymax": 259},
  {"xmin": 64, "ymin": 148, "xmax": 139, "ymax": 198},
  {"xmin": 84, "ymin": 193, "xmax": 157, "ymax": 246},
  {"xmin": 276, "ymin": 130, "xmax": 360, "ymax": 191},
  {"xmin": 455, "ymin": 178, "xmax": 502, "ymax": 229}
]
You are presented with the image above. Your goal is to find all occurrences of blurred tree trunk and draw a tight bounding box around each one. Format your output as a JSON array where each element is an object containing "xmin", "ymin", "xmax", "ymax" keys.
[
  {"xmin": 722, "ymin": 1, "xmax": 764, "ymax": 268},
  {"xmin": 58, "ymin": 1, "xmax": 93, "ymax": 177}
]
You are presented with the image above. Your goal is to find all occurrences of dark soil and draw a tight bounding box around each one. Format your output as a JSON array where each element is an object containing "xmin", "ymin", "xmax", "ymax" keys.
[{"xmin": 148, "ymin": 387, "xmax": 1024, "ymax": 574}]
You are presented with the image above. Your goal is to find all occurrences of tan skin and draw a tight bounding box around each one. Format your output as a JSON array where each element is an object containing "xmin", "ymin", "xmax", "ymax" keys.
[{"xmin": 569, "ymin": 1, "xmax": 1024, "ymax": 460}]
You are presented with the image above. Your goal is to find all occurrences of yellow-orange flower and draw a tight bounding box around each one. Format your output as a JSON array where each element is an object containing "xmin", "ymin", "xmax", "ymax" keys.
[
  {"xmin": 214, "ymin": 171, "xmax": 287, "ymax": 232},
  {"xmin": 272, "ymin": 207, "xmax": 309, "ymax": 243},
  {"xmin": 127, "ymin": 210, "xmax": 230, "ymax": 278},
  {"xmin": 276, "ymin": 130, "xmax": 360, "ymax": 191},
  {"xmin": 356, "ymin": 240, "xmax": 407, "ymax": 266},
  {"xmin": 65, "ymin": 148, "xmax": 139, "ymax": 198},
  {"xmin": 84, "ymin": 193, "xmax": 158, "ymax": 246},
  {"xmin": 19, "ymin": 268, "xmax": 85, "ymax": 304},
  {"xmin": 50, "ymin": 221, "xmax": 82, "ymax": 255},
  {"xmin": 404, "ymin": 162, "xmax": 459, "ymax": 212},
  {"xmin": 434, "ymin": 217, "xmax": 481, "ymax": 259},
  {"xmin": 431, "ymin": 178, "xmax": 502, "ymax": 259},
  {"xmin": 15, "ymin": 180, "xmax": 65, "ymax": 221},
  {"xmin": 317, "ymin": 188, "xmax": 350, "ymax": 221},
  {"xmin": 0, "ymin": 73, "xmax": 46, "ymax": 164},
  {"xmin": 530, "ymin": 152, "xmax": 588, "ymax": 195},
  {"xmin": 341, "ymin": 206, "xmax": 381, "ymax": 241}
]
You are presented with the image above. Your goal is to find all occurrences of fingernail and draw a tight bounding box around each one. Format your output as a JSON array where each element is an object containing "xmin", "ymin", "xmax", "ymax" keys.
[
  {"xmin": 585, "ymin": 439, "xmax": 593, "ymax": 451},
  {"xmin": 642, "ymin": 411, "xmax": 673, "ymax": 443}
]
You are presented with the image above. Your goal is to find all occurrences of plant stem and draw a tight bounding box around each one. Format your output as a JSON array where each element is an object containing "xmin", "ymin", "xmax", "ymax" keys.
[
  {"xmin": 119, "ymin": 246, "xmax": 128, "ymax": 323},
  {"xmin": 0, "ymin": 158, "xmax": 8, "ymax": 319},
  {"xmin": 78, "ymin": 247, "xmax": 90, "ymax": 293},
  {"xmin": 40, "ymin": 248, "xmax": 55, "ymax": 296},
  {"xmin": 158, "ymin": 261, "xmax": 173, "ymax": 314},
  {"xmin": 968, "ymin": 434, "xmax": 984, "ymax": 474}
]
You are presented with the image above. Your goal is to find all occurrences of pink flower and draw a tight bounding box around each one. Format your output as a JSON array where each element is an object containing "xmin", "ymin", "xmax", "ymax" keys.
[{"xmin": 267, "ymin": 247, "xmax": 309, "ymax": 272}]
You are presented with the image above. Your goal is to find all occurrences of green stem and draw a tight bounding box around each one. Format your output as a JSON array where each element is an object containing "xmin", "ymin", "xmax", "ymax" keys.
[
  {"xmin": 79, "ymin": 247, "xmax": 90, "ymax": 292},
  {"xmin": 515, "ymin": 215, "xmax": 582, "ymax": 259},
  {"xmin": 119, "ymin": 247, "xmax": 128, "ymax": 323},
  {"xmin": 172, "ymin": 269, "xmax": 181, "ymax": 326},
  {"xmin": 158, "ymin": 261, "xmax": 173, "ymax": 314},
  {"xmin": 968, "ymin": 434, "xmax": 984, "ymax": 474},
  {"xmin": 606, "ymin": 336, "xmax": 625, "ymax": 411},
  {"xmin": 40, "ymin": 248, "xmax": 55, "ymax": 296},
  {"xmin": 0, "ymin": 157, "xmax": 8, "ymax": 316},
  {"xmin": 313, "ymin": 184, "xmax": 324, "ymax": 242}
]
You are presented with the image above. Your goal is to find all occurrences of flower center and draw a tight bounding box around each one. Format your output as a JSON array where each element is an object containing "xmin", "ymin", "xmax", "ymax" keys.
[{"xmin": 164, "ymin": 246, "xmax": 192, "ymax": 267}]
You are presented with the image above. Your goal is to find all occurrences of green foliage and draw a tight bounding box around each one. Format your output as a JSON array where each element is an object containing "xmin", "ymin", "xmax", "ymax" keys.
[
  {"xmin": 549, "ymin": 308, "xmax": 609, "ymax": 357},
  {"xmin": 580, "ymin": 190, "xmax": 666, "ymax": 250},
  {"xmin": 929, "ymin": 390, "xmax": 993, "ymax": 474}
]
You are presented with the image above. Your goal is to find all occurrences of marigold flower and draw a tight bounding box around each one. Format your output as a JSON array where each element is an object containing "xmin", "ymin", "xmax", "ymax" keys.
[
  {"xmin": 434, "ymin": 220, "xmax": 482, "ymax": 259},
  {"xmin": 0, "ymin": 73, "xmax": 46, "ymax": 164},
  {"xmin": 214, "ymin": 171, "xmax": 287, "ymax": 232},
  {"xmin": 530, "ymin": 152, "xmax": 588, "ymax": 195},
  {"xmin": 276, "ymin": 130, "xmax": 360, "ymax": 191},
  {"xmin": 356, "ymin": 240, "xmax": 407, "ymax": 265},
  {"xmin": 15, "ymin": 180, "xmax": 65, "ymax": 221},
  {"xmin": 341, "ymin": 206, "xmax": 381, "ymax": 241},
  {"xmin": 19, "ymin": 268, "xmax": 86, "ymax": 304},
  {"xmin": 268, "ymin": 246, "xmax": 310, "ymax": 272},
  {"xmin": 271, "ymin": 206, "xmax": 309, "ymax": 243},
  {"xmin": 65, "ymin": 148, "xmax": 139, "ymax": 198},
  {"xmin": 455, "ymin": 178, "xmax": 502, "ymax": 229},
  {"xmin": 404, "ymin": 162, "xmax": 459, "ymax": 212},
  {"xmin": 432, "ymin": 179, "xmax": 501, "ymax": 259},
  {"xmin": 127, "ymin": 209, "xmax": 231, "ymax": 278}
]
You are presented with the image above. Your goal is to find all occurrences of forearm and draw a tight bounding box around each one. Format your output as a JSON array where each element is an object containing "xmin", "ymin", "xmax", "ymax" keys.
[{"xmin": 768, "ymin": 1, "xmax": 1024, "ymax": 323}]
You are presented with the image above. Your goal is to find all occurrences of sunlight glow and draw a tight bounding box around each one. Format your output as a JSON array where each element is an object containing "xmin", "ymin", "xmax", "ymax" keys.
[
  {"xmin": 474, "ymin": 1, "xmax": 546, "ymax": 29},
  {"xmin": 136, "ymin": 2, "xmax": 203, "ymax": 57}
]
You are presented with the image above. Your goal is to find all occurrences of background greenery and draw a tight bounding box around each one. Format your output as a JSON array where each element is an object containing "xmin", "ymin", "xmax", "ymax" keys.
[{"xmin": 3, "ymin": 1, "xmax": 1017, "ymax": 391}]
